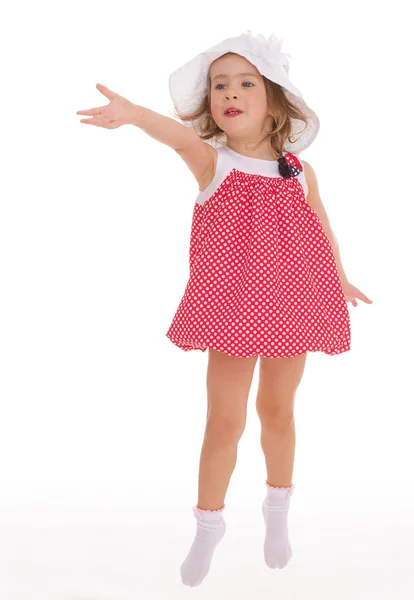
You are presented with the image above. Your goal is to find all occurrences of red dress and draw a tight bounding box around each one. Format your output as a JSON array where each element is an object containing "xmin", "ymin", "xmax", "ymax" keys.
[{"xmin": 166, "ymin": 145, "xmax": 351, "ymax": 358}]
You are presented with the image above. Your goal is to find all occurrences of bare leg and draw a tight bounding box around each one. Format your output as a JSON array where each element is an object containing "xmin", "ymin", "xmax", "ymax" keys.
[
  {"xmin": 260, "ymin": 416, "xmax": 296, "ymax": 488},
  {"xmin": 256, "ymin": 353, "xmax": 307, "ymax": 486},
  {"xmin": 197, "ymin": 434, "xmax": 239, "ymax": 510},
  {"xmin": 197, "ymin": 348, "xmax": 258, "ymax": 509},
  {"xmin": 255, "ymin": 353, "xmax": 307, "ymax": 570},
  {"xmin": 181, "ymin": 348, "xmax": 258, "ymax": 587}
]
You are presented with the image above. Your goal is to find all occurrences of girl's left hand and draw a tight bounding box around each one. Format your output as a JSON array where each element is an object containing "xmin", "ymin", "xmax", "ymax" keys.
[{"xmin": 341, "ymin": 280, "xmax": 373, "ymax": 307}]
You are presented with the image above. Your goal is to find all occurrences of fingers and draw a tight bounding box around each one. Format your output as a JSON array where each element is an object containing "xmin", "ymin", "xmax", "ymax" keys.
[
  {"xmin": 76, "ymin": 83, "xmax": 116, "ymax": 118},
  {"xmin": 358, "ymin": 292, "xmax": 373, "ymax": 304},
  {"xmin": 78, "ymin": 115, "xmax": 116, "ymax": 128},
  {"xmin": 96, "ymin": 83, "xmax": 116, "ymax": 99},
  {"xmin": 79, "ymin": 119, "xmax": 100, "ymax": 126},
  {"xmin": 76, "ymin": 106, "xmax": 105, "ymax": 116}
]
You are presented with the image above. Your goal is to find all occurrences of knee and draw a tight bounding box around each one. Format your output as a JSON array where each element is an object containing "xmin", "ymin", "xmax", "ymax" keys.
[
  {"xmin": 205, "ymin": 414, "xmax": 246, "ymax": 445},
  {"xmin": 256, "ymin": 405, "xmax": 295, "ymax": 429}
]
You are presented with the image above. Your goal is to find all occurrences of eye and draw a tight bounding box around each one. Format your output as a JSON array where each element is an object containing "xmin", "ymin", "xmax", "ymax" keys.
[{"xmin": 215, "ymin": 82, "xmax": 254, "ymax": 90}]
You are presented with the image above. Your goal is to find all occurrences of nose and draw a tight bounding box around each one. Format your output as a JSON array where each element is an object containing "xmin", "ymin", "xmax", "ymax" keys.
[{"xmin": 225, "ymin": 88, "xmax": 238, "ymax": 100}]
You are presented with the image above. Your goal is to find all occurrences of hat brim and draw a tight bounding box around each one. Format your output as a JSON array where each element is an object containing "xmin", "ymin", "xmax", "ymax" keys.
[{"xmin": 169, "ymin": 34, "xmax": 320, "ymax": 153}]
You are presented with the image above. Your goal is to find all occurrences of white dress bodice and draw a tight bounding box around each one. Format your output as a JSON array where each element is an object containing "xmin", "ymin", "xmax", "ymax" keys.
[{"xmin": 195, "ymin": 144, "xmax": 308, "ymax": 205}]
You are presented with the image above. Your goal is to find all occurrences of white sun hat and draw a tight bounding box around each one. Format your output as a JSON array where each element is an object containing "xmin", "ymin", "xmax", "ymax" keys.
[{"xmin": 168, "ymin": 30, "xmax": 320, "ymax": 154}]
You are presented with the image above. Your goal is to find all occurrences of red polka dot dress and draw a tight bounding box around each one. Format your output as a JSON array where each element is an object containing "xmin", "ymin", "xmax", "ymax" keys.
[{"xmin": 166, "ymin": 144, "xmax": 351, "ymax": 358}]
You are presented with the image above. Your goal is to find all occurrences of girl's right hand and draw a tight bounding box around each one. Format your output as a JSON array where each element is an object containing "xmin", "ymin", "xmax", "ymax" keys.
[{"xmin": 76, "ymin": 83, "xmax": 140, "ymax": 128}]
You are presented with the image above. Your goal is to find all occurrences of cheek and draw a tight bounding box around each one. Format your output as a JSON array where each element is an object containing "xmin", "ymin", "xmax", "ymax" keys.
[
  {"xmin": 210, "ymin": 98, "xmax": 222, "ymax": 121},
  {"xmin": 249, "ymin": 92, "xmax": 267, "ymax": 113}
]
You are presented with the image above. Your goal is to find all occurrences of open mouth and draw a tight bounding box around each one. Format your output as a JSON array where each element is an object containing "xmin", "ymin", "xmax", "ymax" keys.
[{"xmin": 224, "ymin": 108, "xmax": 243, "ymax": 117}]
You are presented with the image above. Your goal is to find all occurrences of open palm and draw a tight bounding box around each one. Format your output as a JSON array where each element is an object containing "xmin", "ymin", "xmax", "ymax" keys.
[{"xmin": 76, "ymin": 83, "xmax": 138, "ymax": 128}]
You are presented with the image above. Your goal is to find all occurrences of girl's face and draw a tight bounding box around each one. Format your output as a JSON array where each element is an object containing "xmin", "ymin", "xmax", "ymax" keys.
[{"xmin": 209, "ymin": 53, "xmax": 272, "ymax": 142}]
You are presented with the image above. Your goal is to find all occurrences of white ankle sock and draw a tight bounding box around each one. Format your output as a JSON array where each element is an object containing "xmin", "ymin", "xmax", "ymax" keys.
[
  {"xmin": 262, "ymin": 481, "xmax": 295, "ymax": 569},
  {"xmin": 180, "ymin": 504, "xmax": 226, "ymax": 587}
]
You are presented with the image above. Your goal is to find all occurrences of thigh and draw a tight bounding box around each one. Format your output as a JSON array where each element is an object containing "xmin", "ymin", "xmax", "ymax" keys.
[
  {"xmin": 256, "ymin": 352, "xmax": 307, "ymax": 415},
  {"xmin": 206, "ymin": 348, "xmax": 258, "ymax": 425}
]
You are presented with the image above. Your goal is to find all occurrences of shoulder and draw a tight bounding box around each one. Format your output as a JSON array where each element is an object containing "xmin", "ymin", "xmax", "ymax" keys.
[
  {"xmin": 300, "ymin": 159, "xmax": 313, "ymax": 176},
  {"xmin": 300, "ymin": 159, "xmax": 318, "ymax": 186},
  {"xmin": 298, "ymin": 159, "xmax": 331, "ymax": 227},
  {"xmin": 299, "ymin": 159, "xmax": 320, "ymax": 198}
]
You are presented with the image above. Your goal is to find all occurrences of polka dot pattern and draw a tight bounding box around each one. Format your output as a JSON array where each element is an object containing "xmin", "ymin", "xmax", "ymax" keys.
[{"xmin": 166, "ymin": 153, "xmax": 351, "ymax": 358}]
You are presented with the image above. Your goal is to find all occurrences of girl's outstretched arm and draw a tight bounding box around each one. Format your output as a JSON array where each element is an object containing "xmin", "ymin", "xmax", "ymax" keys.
[
  {"xmin": 77, "ymin": 83, "xmax": 195, "ymax": 151},
  {"xmin": 77, "ymin": 84, "xmax": 215, "ymax": 187},
  {"xmin": 134, "ymin": 106, "xmax": 217, "ymax": 191},
  {"xmin": 133, "ymin": 104, "xmax": 198, "ymax": 151}
]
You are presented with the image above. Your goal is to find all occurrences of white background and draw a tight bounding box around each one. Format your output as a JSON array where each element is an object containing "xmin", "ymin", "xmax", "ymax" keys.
[{"xmin": 1, "ymin": 0, "xmax": 413, "ymax": 598}]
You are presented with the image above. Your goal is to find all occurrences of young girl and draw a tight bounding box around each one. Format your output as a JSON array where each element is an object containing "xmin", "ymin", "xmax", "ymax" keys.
[{"xmin": 77, "ymin": 31, "xmax": 373, "ymax": 588}]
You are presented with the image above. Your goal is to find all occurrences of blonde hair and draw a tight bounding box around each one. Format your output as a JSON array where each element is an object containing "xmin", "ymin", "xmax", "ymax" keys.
[{"xmin": 170, "ymin": 53, "xmax": 310, "ymax": 158}]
